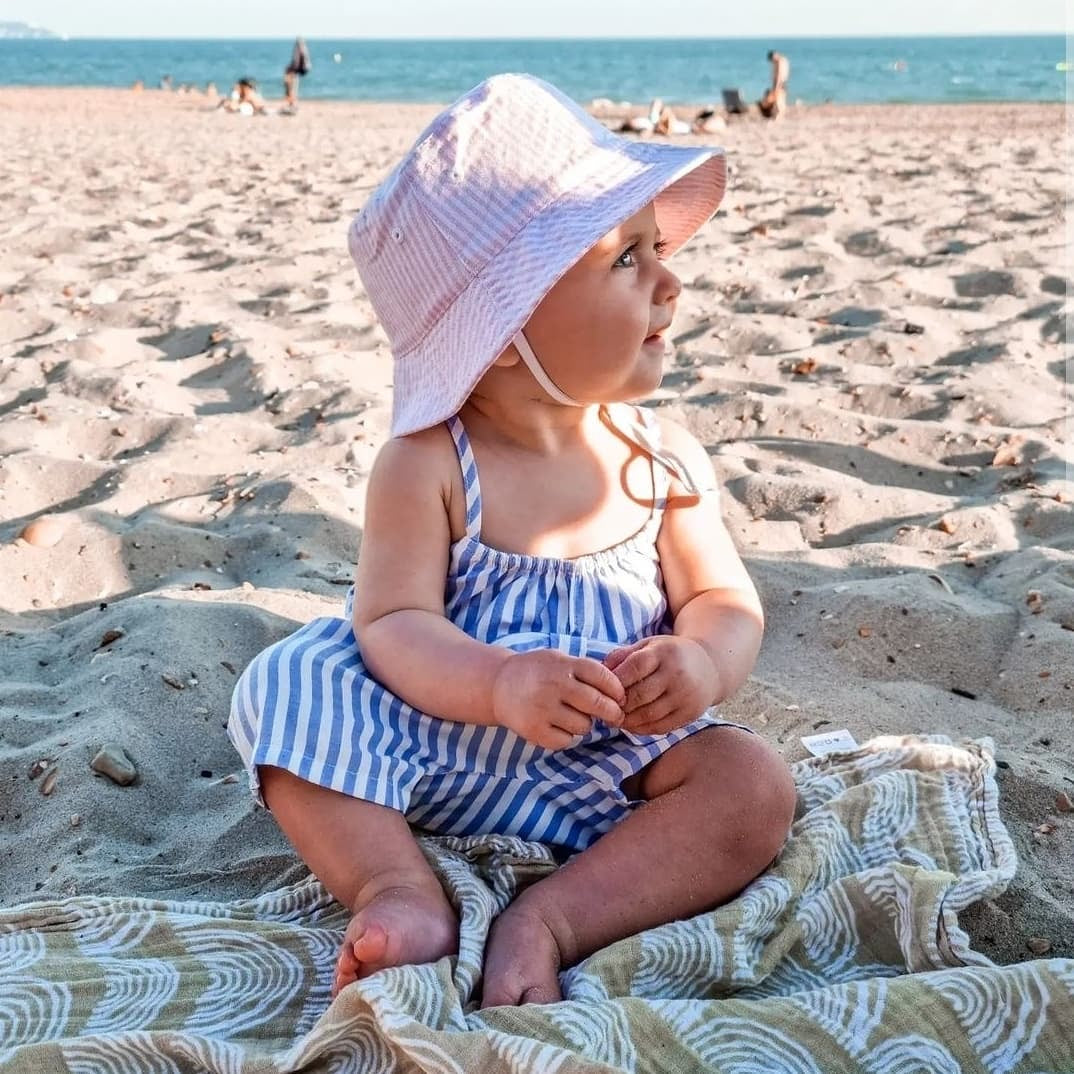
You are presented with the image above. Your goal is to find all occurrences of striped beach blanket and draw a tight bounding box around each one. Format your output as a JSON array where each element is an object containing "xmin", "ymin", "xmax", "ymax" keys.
[{"xmin": 3, "ymin": 736, "xmax": 1072, "ymax": 1073}]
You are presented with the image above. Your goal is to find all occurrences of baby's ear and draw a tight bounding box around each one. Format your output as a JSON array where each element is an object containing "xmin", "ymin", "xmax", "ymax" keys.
[
  {"xmin": 491, "ymin": 341, "xmax": 524, "ymax": 371},
  {"xmin": 491, "ymin": 342, "xmax": 521, "ymax": 368}
]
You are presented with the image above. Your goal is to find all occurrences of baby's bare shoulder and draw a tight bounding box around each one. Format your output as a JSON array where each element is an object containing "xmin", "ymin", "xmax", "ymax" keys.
[
  {"xmin": 371, "ymin": 424, "xmax": 457, "ymax": 487},
  {"xmin": 653, "ymin": 414, "xmax": 719, "ymax": 496}
]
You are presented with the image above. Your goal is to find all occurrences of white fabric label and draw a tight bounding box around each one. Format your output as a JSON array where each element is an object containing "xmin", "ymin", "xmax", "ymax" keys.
[{"xmin": 801, "ymin": 729, "xmax": 859, "ymax": 757}]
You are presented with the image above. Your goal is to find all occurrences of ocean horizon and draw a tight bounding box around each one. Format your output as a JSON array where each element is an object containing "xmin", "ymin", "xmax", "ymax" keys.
[{"xmin": 0, "ymin": 35, "xmax": 1066, "ymax": 105}]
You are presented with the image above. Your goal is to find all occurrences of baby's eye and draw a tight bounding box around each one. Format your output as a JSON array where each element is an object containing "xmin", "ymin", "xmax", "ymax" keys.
[{"xmin": 614, "ymin": 239, "xmax": 669, "ymax": 269}]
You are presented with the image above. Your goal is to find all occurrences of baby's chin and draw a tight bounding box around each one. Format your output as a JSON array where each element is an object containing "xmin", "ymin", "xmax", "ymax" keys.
[
  {"xmin": 632, "ymin": 348, "xmax": 670, "ymax": 394},
  {"xmin": 606, "ymin": 368, "xmax": 665, "ymax": 405}
]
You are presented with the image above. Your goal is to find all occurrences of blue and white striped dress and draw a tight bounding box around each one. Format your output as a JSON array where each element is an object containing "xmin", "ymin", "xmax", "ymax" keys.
[{"xmin": 228, "ymin": 404, "xmax": 736, "ymax": 852}]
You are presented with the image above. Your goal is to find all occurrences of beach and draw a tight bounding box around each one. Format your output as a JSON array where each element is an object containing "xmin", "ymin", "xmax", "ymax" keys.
[{"xmin": 0, "ymin": 84, "xmax": 1070, "ymax": 971}]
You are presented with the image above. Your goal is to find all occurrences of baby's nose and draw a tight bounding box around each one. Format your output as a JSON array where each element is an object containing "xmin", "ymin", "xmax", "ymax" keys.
[{"xmin": 657, "ymin": 264, "xmax": 683, "ymax": 304}]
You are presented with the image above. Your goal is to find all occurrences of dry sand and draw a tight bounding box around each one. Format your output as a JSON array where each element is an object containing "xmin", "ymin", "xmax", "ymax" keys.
[{"xmin": 0, "ymin": 88, "xmax": 1070, "ymax": 966}]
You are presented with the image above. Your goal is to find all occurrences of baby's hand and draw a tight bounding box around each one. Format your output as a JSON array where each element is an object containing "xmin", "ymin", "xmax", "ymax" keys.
[
  {"xmin": 604, "ymin": 636, "xmax": 719, "ymax": 735},
  {"xmin": 492, "ymin": 650, "xmax": 626, "ymax": 749}
]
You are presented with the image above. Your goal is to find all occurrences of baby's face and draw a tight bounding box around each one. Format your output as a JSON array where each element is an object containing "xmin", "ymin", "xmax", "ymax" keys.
[{"xmin": 522, "ymin": 202, "xmax": 682, "ymax": 404}]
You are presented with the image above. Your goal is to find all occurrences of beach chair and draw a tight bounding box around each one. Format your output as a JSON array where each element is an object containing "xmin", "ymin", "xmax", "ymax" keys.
[{"xmin": 722, "ymin": 88, "xmax": 750, "ymax": 115}]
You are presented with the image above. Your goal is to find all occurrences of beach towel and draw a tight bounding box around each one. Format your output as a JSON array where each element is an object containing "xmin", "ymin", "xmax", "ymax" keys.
[{"xmin": 3, "ymin": 735, "xmax": 1072, "ymax": 1073}]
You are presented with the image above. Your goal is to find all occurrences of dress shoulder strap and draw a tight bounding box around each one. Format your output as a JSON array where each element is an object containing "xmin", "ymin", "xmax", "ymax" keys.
[
  {"xmin": 614, "ymin": 405, "xmax": 712, "ymax": 500},
  {"xmin": 445, "ymin": 415, "xmax": 483, "ymax": 540}
]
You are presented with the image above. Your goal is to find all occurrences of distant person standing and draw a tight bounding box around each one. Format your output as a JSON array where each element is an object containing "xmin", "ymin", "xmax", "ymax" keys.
[
  {"xmin": 283, "ymin": 37, "xmax": 312, "ymax": 111},
  {"xmin": 759, "ymin": 49, "xmax": 790, "ymax": 119}
]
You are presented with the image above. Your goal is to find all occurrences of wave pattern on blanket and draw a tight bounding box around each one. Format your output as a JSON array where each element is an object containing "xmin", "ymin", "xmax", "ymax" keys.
[{"xmin": 2, "ymin": 737, "xmax": 1072, "ymax": 1073}]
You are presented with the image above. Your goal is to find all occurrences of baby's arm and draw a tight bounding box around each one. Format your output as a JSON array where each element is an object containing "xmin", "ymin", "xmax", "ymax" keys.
[
  {"xmin": 352, "ymin": 429, "xmax": 624, "ymax": 744},
  {"xmin": 606, "ymin": 418, "xmax": 763, "ymax": 731}
]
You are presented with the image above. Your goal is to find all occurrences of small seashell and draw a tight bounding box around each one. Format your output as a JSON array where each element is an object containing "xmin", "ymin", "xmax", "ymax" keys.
[
  {"xmin": 97, "ymin": 628, "xmax": 125, "ymax": 649},
  {"xmin": 40, "ymin": 767, "xmax": 58, "ymax": 796},
  {"xmin": 70, "ymin": 813, "xmax": 81, "ymax": 828},
  {"xmin": 29, "ymin": 758, "xmax": 53, "ymax": 780},
  {"xmin": 1056, "ymin": 792, "xmax": 1073, "ymax": 813},
  {"xmin": 1026, "ymin": 937, "xmax": 1052, "ymax": 956},
  {"xmin": 991, "ymin": 436, "xmax": 1024, "ymax": 468},
  {"xmin": 927, "ymin": 574, "xmax": 954, "ymax": 594},
  {"xmin": 19, "ymin": 515, "xmax": 67, "ymax": 548},
  {"xmin": 89, "ymin": 282, "xmax": 119, "ymax": 305},
  {"xmin": 161, "ymin": 674, "xmax": 185, "ymax": 690}
]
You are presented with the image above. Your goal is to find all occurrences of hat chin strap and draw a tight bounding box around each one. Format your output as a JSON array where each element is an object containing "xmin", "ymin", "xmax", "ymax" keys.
[
  {"xmin": 512, "ymin": 331, "xmax": 583, "ymax": 407},
  {"xmin": 513, "ymin": 332, "xmax": 705, "ymax": 497}
]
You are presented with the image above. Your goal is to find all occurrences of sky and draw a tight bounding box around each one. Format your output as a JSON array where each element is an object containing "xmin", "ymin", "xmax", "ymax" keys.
[{"xmin": 4, "ymin": 0, "xmax": 1066, "ymax": 38}]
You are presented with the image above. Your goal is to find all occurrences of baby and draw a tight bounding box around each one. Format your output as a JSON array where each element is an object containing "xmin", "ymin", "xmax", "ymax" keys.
[{"xmin": 229, "ymin": 73, "xmax": 796, "ymax": 1007}]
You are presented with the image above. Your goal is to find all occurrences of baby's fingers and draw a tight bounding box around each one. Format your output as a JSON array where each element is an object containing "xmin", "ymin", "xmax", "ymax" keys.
[
  {"xmin": 625, "ymin": 671, "xmax": 666, "ymax": 713},
  {"xmin": 565, "ymin": 678, "xmax": 624, "ymax": 726},
  {"xmin": 624, "ymin": 694, "xmax": 676, "ymax": 730},
  {"xmin": 612, "ymin": 647, "xmax": 661, "ymax": 691},
  {"xmin": 603, "ymin": 647, "xmax": 632, "ymax": 672},
  {"xmin": 571, "ymin": 657, "xmax": 627, "ymax": 707},
  {"xmin": 534, "ymin": 724, "xmax": 585, "ymax": 750},
  {"xmin": 553, "ymin": 707, "xmax": 594, "ymax": 738}
]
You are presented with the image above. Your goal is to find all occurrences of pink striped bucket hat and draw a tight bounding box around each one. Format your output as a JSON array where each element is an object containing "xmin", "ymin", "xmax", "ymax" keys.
[{"xmin": 348, "ymin": 73, "xmax": 726, "ymax": 438}]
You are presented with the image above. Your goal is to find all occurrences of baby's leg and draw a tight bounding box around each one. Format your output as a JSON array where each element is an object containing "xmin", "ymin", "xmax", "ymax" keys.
[
  {"xmin": 260, "ymin": 766, "xmax": 458, "ymax": 998},
  {"xmin": 481, "ymin": 727, "xmax": 796, "ymax": 1006}
]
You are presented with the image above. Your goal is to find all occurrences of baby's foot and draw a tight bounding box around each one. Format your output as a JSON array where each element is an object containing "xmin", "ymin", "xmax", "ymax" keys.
[
  {"xmin": 480, "ymin": 901, "xmax": 566, "ymax": 1008},
  {"xmin": 333, "ymin": 883, "xmax": 458, "ymax": 998}
]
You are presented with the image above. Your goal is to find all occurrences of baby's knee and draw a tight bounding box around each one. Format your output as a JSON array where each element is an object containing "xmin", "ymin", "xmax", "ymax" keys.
[
  {"xmin": 744, "ymin": 743, "xmax": 797, "ymax": 858},
  {"xmin": 696, "ymin": 729, "xmax": 797, "ymax": 860}
]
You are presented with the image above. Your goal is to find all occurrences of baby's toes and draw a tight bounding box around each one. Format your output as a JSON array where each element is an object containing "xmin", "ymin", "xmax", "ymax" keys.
[
  {"xmin": 352, "ymin": 922, "xmax": 392, "ymax": 976},
  {"xmin": 332, "ymin": 967, "xmax": 357, "ymax": 999},
  {"xmin": 332, "ymin": 943, "xmax": 361, "ymax": 998}
]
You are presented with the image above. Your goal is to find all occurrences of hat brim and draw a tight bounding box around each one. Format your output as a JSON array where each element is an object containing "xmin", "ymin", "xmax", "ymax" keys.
[{"xmin": 390, "ymin": 140, "xmax": 726, "ymax": 438}]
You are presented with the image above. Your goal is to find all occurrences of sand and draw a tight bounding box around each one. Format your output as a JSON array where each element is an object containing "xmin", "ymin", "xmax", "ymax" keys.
[{"xmin": 0, "ymin": 88, "xmax": 1070, "ymax": 966}]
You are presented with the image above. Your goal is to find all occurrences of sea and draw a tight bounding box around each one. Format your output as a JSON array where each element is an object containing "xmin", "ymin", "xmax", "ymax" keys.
[{"xmin": 0, "ymin": 36, "xmax": 1066, "ymax": 105}]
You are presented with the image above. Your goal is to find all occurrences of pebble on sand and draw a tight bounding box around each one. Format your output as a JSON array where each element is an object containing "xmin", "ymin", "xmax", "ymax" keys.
[
  {"xmin": 18, "ymin": 515, "xmax": 68, "ymax": 548},
  {"xmin": 90, "ymin": 744, "xmax": 138, "ymax": 786}
]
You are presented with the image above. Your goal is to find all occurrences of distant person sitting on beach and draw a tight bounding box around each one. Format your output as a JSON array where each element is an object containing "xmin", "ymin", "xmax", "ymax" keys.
[
  {"xmin": 618, "ymin": 98, "xmax": 667, "ymax": 134},
  {"xmin": 217, "ymin": 78, "xmax": 269, "ymax": 116},
  {"xmin": 619, "ymin": 98, "xmax": 724, "ymax": 136},
  {"xmin": 759, "ymin": 50, "xmax": 790, "ymax": 119},
  {"xmin": 690, "ymin": 107, "xmax": 726, "ymax": 134},
  {"xmin": 283, "ymin": 37, "xmax": 311, "ymax": 110}
]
